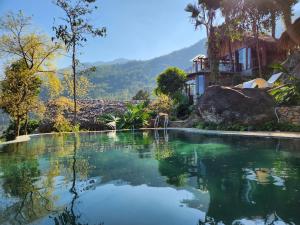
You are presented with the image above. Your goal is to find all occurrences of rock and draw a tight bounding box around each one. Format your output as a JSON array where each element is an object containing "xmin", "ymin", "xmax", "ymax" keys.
[{"xmin": 198, "ymin": 86, "xmax": 276, "ymax": 125}]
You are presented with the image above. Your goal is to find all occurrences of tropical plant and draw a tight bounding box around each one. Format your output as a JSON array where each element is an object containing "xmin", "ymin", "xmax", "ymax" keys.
[
  {"xmin": 118, "ymin": 103, "xmax": 150, "ymax": 129},
  {"xmin": 271, "ymin": 80, "xmax": 300, "ymax": 106},
  {"xmin": 185, "ymin": 0, "xmax": 221, "ymax": 82},
  {"xmin": 53, "ymin": 0, "xmax": 106, "ymax": 124},
  {"xmin": 270, "ymin": 64, "xmax": 300, "ymax": 106},
  {"xmin": 155, "ymin": 67, "xmax": 187, "ymax": 99},
  {"xmin": 98, "ymin": 114, "xmax": 120, "ymax": 130}
]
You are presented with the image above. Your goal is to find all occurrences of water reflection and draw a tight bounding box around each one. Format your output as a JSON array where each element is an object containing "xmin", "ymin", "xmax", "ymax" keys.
[{"xmin": 0, "ymin": 130, "xmax": 299, "ymax": 225}]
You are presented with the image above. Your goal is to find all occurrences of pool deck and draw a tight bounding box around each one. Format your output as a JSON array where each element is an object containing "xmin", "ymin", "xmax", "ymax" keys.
[{"xmin": 1, "ymin": 128, "xmax": 300, "ymax": 146}]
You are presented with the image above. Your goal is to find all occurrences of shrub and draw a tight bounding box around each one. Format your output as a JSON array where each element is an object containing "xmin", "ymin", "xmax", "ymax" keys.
[
  {"xmin": 53, "ymin": 114, "xmax": 73, "ymax": 133},
  {"xmin": 270, "ymin": 79, "xmax": 300, "ymax": 106},
  {"xmin": 98, "ymin": 114, "xmax": 120, "ymax": 130},
  {"xmin": 132, "ymin": 90, "xmax": 150, "ymax": 101},
  {"xmin": 148, "ymin": 94, "xmax": 173, "ymax": 117},
  {"xmin": 172, "ymin": 93, "xmax": 193, "ymax": 119},
  {"xmin": 3, "ymin": 119, "xmax": 40, "ymax": 141},
  {"xmin": 118, "ymin": 102, "xmax": 150, "ymax": 129}
]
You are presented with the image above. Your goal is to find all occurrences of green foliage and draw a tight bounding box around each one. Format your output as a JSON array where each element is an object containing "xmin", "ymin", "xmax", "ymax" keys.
[
  {"xmin": 270, "ymin": 64, "xmax": 300, "ymax": 106},
  {"xmin": 118, "ymin": 103, "xmax": 150, "ymax": 129},
  {"xmin": 148, "ymin": 94, "xmax": 174, "ymax": 117},
  {"xmin": 98, "ymin": 114, "xmax": 120, "ymax": 130},
  {"xmin": 53, "ymin": 115, "xmax": 80, "ymax": 133},
  {"xmin": 53, "ymin": 0, "xmax": 106, "ymax": 122},
  {"xmin": 155, "ymin": 67, "xmax": 187, "ymax": 99},
  {"xmin": 3, "ymin": 120, "xmax": 40, "ymax": 141},
  {"xmin": 172, "ymin": 93, "xmax": 193, "ymax": 119},
  {"xmin": 132, "ymin": 90, "xmax": 150, "ymax": 101},
  {"xmin": 271, "ymin": 83, "xmax": 300, "ymax": 106},
  {"xmin": 0, "ymin": 60, "xmax": 43, "ymax": 138}
]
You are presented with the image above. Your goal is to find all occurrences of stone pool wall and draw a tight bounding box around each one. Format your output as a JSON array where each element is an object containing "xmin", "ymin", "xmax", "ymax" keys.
[{"xmin": 277, "ymin": 106, "xmax": 300, "ymax": 125}]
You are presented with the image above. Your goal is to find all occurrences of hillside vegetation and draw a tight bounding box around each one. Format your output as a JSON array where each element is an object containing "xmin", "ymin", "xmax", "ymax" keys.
[{"xmin": 76, "ymin": 39, "xmax": 207, "ymax": 100}]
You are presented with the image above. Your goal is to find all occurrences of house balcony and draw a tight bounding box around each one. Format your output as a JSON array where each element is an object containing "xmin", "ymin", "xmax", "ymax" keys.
[{"xmin": 189, "ymin": 57, "xmax": 243, "ymax": 75}]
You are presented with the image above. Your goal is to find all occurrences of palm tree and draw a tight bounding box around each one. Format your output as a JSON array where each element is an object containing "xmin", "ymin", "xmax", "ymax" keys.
[{"xmin": 185, "ymin": 0, "xmax": 221, "ymax": 84}]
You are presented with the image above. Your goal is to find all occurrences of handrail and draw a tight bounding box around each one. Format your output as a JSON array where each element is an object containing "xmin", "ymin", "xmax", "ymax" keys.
[{"xmin": 154, "ymin": 113, "xmax": 169, "ymax": 129}]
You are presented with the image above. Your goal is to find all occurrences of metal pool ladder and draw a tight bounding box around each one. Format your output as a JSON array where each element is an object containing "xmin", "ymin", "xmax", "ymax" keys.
[{"xmin": 154, "ymin": 113, "xmax": 169, "ymax": 129}]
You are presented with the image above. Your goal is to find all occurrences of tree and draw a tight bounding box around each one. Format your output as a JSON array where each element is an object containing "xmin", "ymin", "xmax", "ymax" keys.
[
  {"xmin": 132, "ymin": 90, "xmax": 150, "ymax": 101},
  {"xmin": 185, "ymin": 0, "xmax": 221, "ymax": 83},
  {"xmin": 53, "ymin": 0, "xmax": 106, "ymax": 124},
  {"xmin": 0, "ymin": 11, "xmax": 62, "ymax": 128},
  {"xmin": 0, "ymin": 11, "xmax": 62, "ymax": 74},
  {"xmin": 0, "ymin": 60, "xmax": 42, "ymax": 138},
  {"xmin": 155, "ymin": 67, "xmax": 187, "ymax": 99}
]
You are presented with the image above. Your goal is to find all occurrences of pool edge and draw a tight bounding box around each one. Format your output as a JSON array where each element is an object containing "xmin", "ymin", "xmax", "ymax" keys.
[{"xmin": 1, "ymin": 128, "xmax": 300, "ymax": 146}]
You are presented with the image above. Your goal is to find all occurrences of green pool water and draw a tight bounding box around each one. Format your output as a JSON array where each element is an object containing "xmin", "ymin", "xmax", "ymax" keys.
[{"xmin": 0, "ymin": 130, "xmax": 300, "ymax": 225}]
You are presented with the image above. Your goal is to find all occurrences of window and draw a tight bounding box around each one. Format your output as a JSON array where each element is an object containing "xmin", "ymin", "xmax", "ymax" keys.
[{"xmin": 238, "ymin": 48, "xmax": 247, "ymax": 71}]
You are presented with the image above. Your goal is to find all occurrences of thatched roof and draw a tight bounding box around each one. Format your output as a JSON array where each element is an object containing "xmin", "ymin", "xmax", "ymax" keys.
[{"xmin": 279, "ymin": 17, "xmax": 300, "ymax": 50}]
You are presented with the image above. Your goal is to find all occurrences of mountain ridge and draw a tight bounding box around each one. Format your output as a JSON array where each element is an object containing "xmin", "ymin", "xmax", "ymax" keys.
[{"xmin": 56, "ymin": 39, "xmax": 207, "ymax": 100}]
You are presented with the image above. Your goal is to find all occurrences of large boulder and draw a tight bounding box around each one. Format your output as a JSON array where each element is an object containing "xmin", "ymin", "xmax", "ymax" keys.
[{"xmin": 198, "ymin": 86, "xmax": 276, "ymax": 125}]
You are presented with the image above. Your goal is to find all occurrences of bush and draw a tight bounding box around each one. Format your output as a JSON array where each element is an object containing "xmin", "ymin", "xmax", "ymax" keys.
[
  {"xmin": 147, "ymin": 94, "xmax": 173, "ymax": 117},
  {"xmin": 3, "ymin": 119, "xmax": 40, "ymax": 141},
  {"xmin": 270, "ymin": 80, "xmax": 300, "ymax": 106},
  {"xmin": 172, "ymin": 93, "xmax": 193, "ymax": 120},
  {"xmin": 98, "ymin": 103, "xmax": 151, "ymax": 130},
  {"xmin": 97, "ymin": 114, "xmax": 120, "ymax": 130},
  {"xmin": 118, "ymin": 102, "xmax": 150, "ymax": 129},
  {"xmin": 132, "ymin": 90, "xmax": 150, "ymax": 101},
  {"xmin": 53, "ymin": 115, "xmax": 74, "ymax": 133}
]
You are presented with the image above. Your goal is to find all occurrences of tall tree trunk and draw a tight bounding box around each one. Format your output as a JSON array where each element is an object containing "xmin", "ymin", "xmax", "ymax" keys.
[
  {"xmin": 24, "ymin": 113, "xmax": 28, "ymax": 135},
  {"xmin": 208, "ymin": 27, "xmax": 219, "ymax": 84},
  {"xmin": 72, "ymin": 41, "xmax": 77, "ymax": 125},
  {"xmin": 15, "ymin": 116, "xmax": 20, "ymax": 138},
  {"xmin": 228, "ymin": 39, "xmax": 234, "ymax": 72},
  {"xmin": 255, "ymin": 33, "xmax": 262, "ymax": 77},
  {"xmin": 282, "ymin": 6, "xmax": 292, "ymax": 29},
  {"xmin": 271, "ymin": 11, "xmax": 276, "ymax": 38}
]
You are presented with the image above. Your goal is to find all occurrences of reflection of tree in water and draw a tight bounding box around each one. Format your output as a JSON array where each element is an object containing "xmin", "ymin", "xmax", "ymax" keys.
[
  {"xmin": 156, "ymin": 132, "xmax": 300, "ymax": 224},
  {"xmin": 53, "ymin": 134, "xmax": 103, "ymax": 225},
  {"xmin": 0, "ymin": 141, "xmax": 57, "ymax": 224}
]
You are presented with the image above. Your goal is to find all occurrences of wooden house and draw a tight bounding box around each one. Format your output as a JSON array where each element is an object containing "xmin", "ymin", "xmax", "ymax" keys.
[{"xmin": 186, "ymin": 34, "xmax": 287, "ymax": 103}]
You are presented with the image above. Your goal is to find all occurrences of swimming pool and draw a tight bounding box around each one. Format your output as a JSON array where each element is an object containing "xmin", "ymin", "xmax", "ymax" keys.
[{"xmin": 0, "ymin": 130, "xmax": 299, "ymax": 225}]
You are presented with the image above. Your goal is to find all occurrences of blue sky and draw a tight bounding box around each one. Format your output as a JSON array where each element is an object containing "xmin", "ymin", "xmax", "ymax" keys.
[
  {"xmin": 0, "ymin": 0, "xmax": 299, "ymax": 69},
  {"xmin": 0, "ymin": 0, "xmax": 203, "ymax": 68}
]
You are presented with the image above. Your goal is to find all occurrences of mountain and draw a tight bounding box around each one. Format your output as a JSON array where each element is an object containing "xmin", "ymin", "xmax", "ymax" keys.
[{"xmin": 83, "ymin": 39, "xmax": 207, "ymax": 100}]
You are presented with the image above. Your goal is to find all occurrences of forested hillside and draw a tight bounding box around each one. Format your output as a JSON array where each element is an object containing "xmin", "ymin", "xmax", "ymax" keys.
[{"xmin": 81, "ymin": 39, "xmax": 207, "ymax": 99}]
